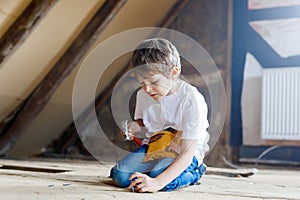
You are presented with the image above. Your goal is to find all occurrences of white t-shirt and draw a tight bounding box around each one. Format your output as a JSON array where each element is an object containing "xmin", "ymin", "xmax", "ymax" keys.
[{"xmin": 134, "ymin": 79, "xmax": 209, "ymax": 164}]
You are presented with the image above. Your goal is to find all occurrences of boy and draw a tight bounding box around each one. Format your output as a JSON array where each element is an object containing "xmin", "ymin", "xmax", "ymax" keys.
[{"xmin": 110, "ymin": 38, "xmax": 209, "ymax": 192}]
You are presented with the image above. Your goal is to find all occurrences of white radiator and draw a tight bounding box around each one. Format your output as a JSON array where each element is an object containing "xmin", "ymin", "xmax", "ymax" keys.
[{"xmin": 261, "ymin": 67, "xmax": 300, "ymax": 140}]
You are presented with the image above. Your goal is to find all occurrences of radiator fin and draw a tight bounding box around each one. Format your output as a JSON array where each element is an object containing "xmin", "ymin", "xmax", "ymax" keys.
[{"xmin": 261, "ymin": 68, "xmax": 300, "ymax": 140}]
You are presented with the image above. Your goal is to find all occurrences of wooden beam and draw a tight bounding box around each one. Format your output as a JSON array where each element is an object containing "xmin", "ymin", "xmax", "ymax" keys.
[
  {"xmin": 0, "ymin": 0, "xmax": 127, "ymax": 156},
  {"xmin": 159, "ymin": 0, "xmax": 190, "ymax": 28},
  {"xmin": 226, "ymin": 0, "xmax": 234, "ymax": 162},
  {"xmin": 0, "ymin": 0, "xmax": 58, "ymax": 67},
  {"xmin": 0, "ymin": 102, "xmax": 25, "ymax": 136}
]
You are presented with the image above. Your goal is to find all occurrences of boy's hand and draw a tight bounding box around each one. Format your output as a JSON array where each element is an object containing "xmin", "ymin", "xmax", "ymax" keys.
[
  {"xmin": 128, "ymin": 121, "xmax": 142, "ymax": 135},
  {"xmin": 119, "ymin": 129, "xmax": 132, "ymax": 140},
  {"xmin": 120, "ymin": 121, "xmax": 142, "ymax": 140},
  {"xmin": 128, "ymin": 172, "xmax": 163, "ymax": 193}
]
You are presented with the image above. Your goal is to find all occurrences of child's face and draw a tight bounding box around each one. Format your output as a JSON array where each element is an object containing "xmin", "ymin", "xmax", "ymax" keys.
[{"xmin": 138, "ymin": 73, "xmax": 176, "ymax": 101}]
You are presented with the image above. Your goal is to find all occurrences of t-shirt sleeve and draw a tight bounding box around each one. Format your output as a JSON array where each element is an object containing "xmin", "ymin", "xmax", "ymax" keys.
[{"xmin": 181, "ymin": 90, "xmax": 209, "ymax": 144}]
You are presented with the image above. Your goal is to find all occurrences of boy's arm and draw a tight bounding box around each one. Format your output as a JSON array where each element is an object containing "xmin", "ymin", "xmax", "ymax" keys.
[
  {"xmin": 154, "ymin": 139, "xmax": 197, "ymax": 187},
  {"xmin": 135, "ymin": 119, "xmax": 145, "ymax": 127}
]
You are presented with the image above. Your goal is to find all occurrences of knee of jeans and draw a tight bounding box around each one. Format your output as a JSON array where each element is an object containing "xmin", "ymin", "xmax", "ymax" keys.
[
  {"xmin": 149, "ymin": 168, "xmax": 163, "ymax": 178},
  {"xmin": 199, "ymin": 163, "xmax": 207, "ymax": 174},
  {"xmin": 195, "ymin": 163, "xmax": 206, "ymax": 179},
  {"xmin": 162, "ymin": 180, "xmax": 180, "ymax": 192},
  {"xmin": 110, "ymin": 167, "xmax": 131, "ymax": 188}
]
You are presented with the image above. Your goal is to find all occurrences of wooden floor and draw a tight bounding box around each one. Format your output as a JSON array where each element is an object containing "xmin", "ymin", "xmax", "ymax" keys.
[{"xmin": 0, "ymin": 158, "xmax": 299, "ymax": 200}]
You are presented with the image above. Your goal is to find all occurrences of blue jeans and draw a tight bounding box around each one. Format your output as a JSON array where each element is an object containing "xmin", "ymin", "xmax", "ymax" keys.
[{"xmin": 110, "ymin": 145, "xmax": 206, "ymax": 191}]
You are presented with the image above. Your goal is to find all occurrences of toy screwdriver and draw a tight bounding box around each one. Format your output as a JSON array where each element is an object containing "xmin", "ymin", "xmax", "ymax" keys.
[{"xmin": 121, "ymin": 120, "xmax": 142, "ymax": 146}]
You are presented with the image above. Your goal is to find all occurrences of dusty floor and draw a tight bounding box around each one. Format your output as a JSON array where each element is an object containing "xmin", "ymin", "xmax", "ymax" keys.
[{"xmin": 0, "ymin": 158, "xmax": 299, "ymax": 200}]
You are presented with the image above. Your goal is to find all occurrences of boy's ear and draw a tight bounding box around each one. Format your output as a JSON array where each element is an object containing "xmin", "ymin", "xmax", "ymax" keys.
[{"xmin": 171, "ymin": 67, "xmax": 180, "ymax": 78}]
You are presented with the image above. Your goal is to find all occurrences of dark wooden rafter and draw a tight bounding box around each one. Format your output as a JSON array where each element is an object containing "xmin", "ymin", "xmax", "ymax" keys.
[
  {"xmin": 159, "ymin": 0, "xmax": 189, "ymax": 28},
  {"xmin": 0, "ymin": 0, "xmax": 58, "ymax": 66},
  {"xmin": 0, "ymin": 102, "xmax": 25, "ymax": 136},
  {"xmin": 0, "ymin": 0, "xmax": 128, "ymax": 156},
  {"xmin": 48, "ymin": 0, "xmax": 191, "ymax": 156}
]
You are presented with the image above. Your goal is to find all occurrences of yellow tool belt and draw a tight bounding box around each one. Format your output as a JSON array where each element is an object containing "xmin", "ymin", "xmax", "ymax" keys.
[{"xmin": 143, "ymin": 129, "xmax": 182, "ymax": 162}]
